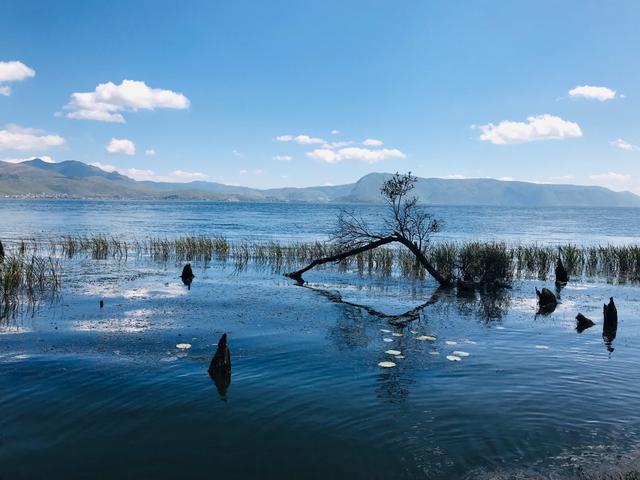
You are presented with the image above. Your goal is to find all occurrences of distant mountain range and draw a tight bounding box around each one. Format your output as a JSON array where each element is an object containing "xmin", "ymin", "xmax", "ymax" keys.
[{"xmin": 1, "ymin": 158, "xmax": 639, "ymax": 207}]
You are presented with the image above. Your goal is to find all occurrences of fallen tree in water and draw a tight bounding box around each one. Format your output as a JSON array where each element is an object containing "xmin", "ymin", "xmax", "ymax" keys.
[{"xmin": 285, "ymin": 173, "xmax": 450, "ymax": 286}]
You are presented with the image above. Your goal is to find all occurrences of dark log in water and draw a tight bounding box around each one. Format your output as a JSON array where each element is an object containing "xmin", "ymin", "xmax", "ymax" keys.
[
  {"xmin": 576, "ymin": 313, "xmax": 595, "ymax": 333},
  {"xmin": 603, "ymin": 297, "xmax": 618, "ymax": 352},
  {"xmin": 0, "ymin": 239, "xmax": 4, "ymax": 261},
  {"xmin": 285, "ymin": 235, "xmax": 450, "ymax": 286},
  {"xmin": 99, "ymin": 300, "xmax": 104, "ymax": 308},
  {"xmin": 180, "ymin": 263, "xmax": 195, "ymax": 289}
]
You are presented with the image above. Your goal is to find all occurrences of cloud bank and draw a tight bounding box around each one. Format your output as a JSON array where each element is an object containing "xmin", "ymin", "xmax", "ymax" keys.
[
  {"xmin": 62, "ymin": 79, "xmax": 190, "ymax": 123},
  {"xmin": 478, "ymin": 114, "xmax": 582, "ymax": 145}
]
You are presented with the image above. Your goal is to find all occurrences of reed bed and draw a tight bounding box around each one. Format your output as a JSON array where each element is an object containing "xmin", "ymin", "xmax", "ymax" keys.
[
  {"xmin": 5, "ymin": 235, "xmax": 640, "ymax": 284},
  {"xmin": 0, "ymin": 252, "xmax": 61, "ymax": 318}
]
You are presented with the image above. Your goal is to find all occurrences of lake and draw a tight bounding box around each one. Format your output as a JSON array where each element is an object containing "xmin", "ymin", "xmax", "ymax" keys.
[{"xmin": 1, "ymin": 200, "xmax": 640, "ymax": 479}]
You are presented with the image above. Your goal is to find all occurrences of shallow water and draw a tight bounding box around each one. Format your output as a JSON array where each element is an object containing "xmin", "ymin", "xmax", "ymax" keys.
[{"xmin": 1, "ymin": 201, "xmax": 640, "ymax": 478}]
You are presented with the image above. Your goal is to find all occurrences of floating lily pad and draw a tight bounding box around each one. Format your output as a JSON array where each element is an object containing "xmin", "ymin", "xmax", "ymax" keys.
[
  {"xmin": 446, "ymin": 355, "xmax": 461, "ymax": 362},
  {"xmin": 452, "ymin": 351, "xmax": 470, "ymax": 357},
  {"xmin": 176, "ymin": 343, "xmax": 192, "ymax": 350},
  {"xmin": 378, "ymin": 361, "xmax": 396, "ymax": 368},
  {"xmin": 445, "ymin": 341, "xmax": 457, "ymax": 346},
  {"xmin": 385, "ymin": 349, "xmax": 402, "ymax": 355}
]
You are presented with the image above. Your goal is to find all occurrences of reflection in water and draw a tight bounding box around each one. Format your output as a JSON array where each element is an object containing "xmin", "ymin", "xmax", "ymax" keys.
[
  {"xmin": 454, "ymin": 288, "xmax": 511, "ymax": 322},
  {"xmin": 303, "ymin": 284, "xmax": 444, "ymax": 326},
  {"xmin": 209, "ymin": 369, "xmax": 231, "ymax": 401}
]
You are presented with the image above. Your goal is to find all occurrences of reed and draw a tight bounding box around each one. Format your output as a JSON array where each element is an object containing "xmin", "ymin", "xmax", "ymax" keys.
[{"xmin": 9, "ymin": 234, "xmax": 640, "ymax": 283}]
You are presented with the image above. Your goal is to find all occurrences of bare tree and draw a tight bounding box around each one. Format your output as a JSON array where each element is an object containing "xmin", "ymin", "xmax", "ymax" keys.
[{"xmin": 285, "ymin": 172, "xmax": 449, "ymax": 286}]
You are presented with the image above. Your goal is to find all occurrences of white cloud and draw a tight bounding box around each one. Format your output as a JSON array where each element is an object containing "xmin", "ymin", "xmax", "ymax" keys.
[
  {"xmin": 363, "ymin": 138, "xmax": 383, "ymax": 147},
  {"xmin": 232, "ymin": 149, "xmax": 243, "ymax": 158},
  {"xmin": 273, "ymin": 155, "xmax": 292, "ymax": 161},
  {"xmin": 569, "ymin": 85, "xmax": 617, "ymax": 101},
  {"xmin": 2, "ymin": 155, "xmax": 54, "ymax": 164},
  {"xmin": 441, "ymin": 174, "xmax": 467, "ymax": 179},
  {"xmin": 586, "ymin": 172, "xmax": 637, "ymax": 192},
  {"xmin": 0, "ymin": 61, "xmax": 35, "ymax": 82},
  {"xmin": 62, "ymin": 79, "xmax": 190, "ymax": 123},
  {"xmin": 90, "ymin": 161, "xmax": 208, "ymax": 182},
  {"xmin": 477, "ymin": 114, "xmax": 582, "ymax": 145},
  {"xmin": 0, "ymin": 124, "xmax": 65, "ymax": 151},
  {"xmin": 307, "ymin": 147, "xmax": 405, "ymax": 164},
  {"xmin": 331, "ymin": 129, "xmax": 340, "ymax": 135},
  {"xmin": 611, "ymin": 138, "xmax": 639, "ymax": 152},
  {"xmin": 171, "ymin": 170, "xmax": 208, "ymax": 181},
  {"xmin": 106, "ymin": 138, "xmax": 136, "ymax": 155},
  {"xmin": 144, "ymin": 148, "xmax": 156, "ymax": 156},
  {"xmin": 239, "ymin": 169, "xmax": 264, "ymax": 175},
  {"xmin": 275, "ymin": 134, "xmax": 325, "ymax": 145},
  {"xmin": 0, "ymin": 61, "xmax": 35, "ymax": 96}
]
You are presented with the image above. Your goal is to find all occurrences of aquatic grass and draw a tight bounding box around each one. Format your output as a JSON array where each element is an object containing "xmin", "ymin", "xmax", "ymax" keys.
[{"xmin": 11, "ymin": 234, "xmax": 640, "ymax": 283}]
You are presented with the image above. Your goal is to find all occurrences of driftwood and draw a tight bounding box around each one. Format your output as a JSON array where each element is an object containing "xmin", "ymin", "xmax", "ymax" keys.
[
  {"xmin": 575, "ymin": 313, "xmax": 595, "ymax": 333},
  {"xmin": 285, "ymin": 234, "xmax": 449, "ymax": 286},
  {"xmin": 603, "ymin": 297, "xmax": 618, "ymax": 352},
  {"xmin": 180, "ymin": 263, "xmax": 195, "ymax": 289}
]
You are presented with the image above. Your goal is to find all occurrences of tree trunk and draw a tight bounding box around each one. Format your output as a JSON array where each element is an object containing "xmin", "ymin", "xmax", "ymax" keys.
[
  {"xmin": 393, "ymin": 235, "xmax": 450, "ymax": 286},
  {"xmin": 284, "ymin": 234, "xmax": 450, "ymax": 286}
]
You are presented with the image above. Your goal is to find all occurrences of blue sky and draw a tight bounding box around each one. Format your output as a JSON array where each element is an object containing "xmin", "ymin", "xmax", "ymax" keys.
[{"xmin": 1, "ymin": 0, "xmax": 639, "ymax": 191}]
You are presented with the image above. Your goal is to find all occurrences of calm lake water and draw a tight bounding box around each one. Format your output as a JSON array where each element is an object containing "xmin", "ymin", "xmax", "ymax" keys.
[{"xmin": 2, "ymin": 200, "xmax": 640, "ymax": 479}]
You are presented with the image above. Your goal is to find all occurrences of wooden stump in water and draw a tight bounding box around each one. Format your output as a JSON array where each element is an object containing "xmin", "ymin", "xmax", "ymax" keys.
[
  {"xmin": 209, "ymin": 333, "xmax": 231, "ymax": 374},
  {"xmin": 555, "ymin": 257, "xmax": 568, "ymax": 286},
  {"xmin": 603, "ymin": 297, "xmax": 618, "ymax": 352},
  {"xmin": 575, "ymin": 313, "xmax": 595, "ymax": 333},
  {"xmin": 208, "ymin": 333, "xmax": 231, "ymax": 400},
  {"xmin": 180, "ymin": 263, "xmax": 195, "ymax": 289}
]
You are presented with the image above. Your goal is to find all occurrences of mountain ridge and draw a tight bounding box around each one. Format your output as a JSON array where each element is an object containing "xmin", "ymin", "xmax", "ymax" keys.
[{"xmin": 1, "ymin": 159, "xmax": 639, "ymax": 207}]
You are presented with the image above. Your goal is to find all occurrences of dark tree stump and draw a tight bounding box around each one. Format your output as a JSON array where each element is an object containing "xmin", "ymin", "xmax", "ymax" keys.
[
  {"xmin": 575, "ymin": 313, "xmax": 595, "ymax": 333},
  {"xmin": 603, "ymin": 297, "xmax": 618, "ymax": 352},
  {"xmin": 208, "ymin": 333, "xmax": 231, "ymax": 400},
  {"xmin": 555, "ymin": 257, "xmax": 568, "ymax": 286},
  {"xmin": 180, "ymin": 263, "xmax": 195, "ymax": 289},
  {"xmin": 209, "ymin": 333, "xmax": 231, "ymax": 374}
]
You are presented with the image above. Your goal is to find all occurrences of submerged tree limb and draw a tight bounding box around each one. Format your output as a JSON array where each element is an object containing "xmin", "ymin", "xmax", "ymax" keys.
[{"xmin": 284, "ymin": 234, "xmax": 450, "ymax": 286}]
